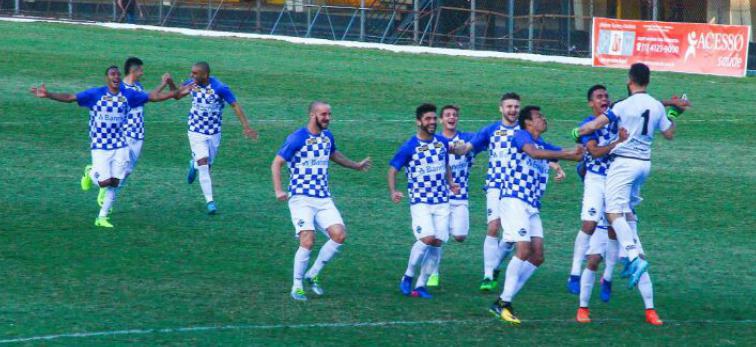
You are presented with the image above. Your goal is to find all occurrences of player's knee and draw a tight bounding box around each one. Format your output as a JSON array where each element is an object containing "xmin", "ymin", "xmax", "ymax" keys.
[
  {"xmin": 586, "ymin": 255, "xmax": 602, "ymax": 270},
  {"xmin": 530, "ymin": 254, "xmax": 545, "ymax": 266},
  {"xmin": 453, "ymin": 235, "xmax": 466, "ymax": 243},
  {"xmin": 486, "ymin": 222, "xmax": 499, "ymax": 237},
  {"xmin": 299, "ymin": 231, "xmax": 315, "ymax": 249},
  {"xmin": 97, "ymin": 178, "xmax": 112, "ymax": 188},
  {"xmin": 329, "ymin": 226, "xmax": 346, "ymax": 244},
  {"xmin": 419, "ymin": 236, "xmax": 436, "ymax": 245},
  {"xmin": 197, "ymin": 157, "xmax": 209, "ymax": 166},
  {"xmin": 581, "ymin": 221, "xmax": 598, "ymax": 234},
  {"xmin": 431, "ymin": 239, "xmax": 443, "ymax": 247},
  {"xmin": 515, "ymin": 246, "xmax": 531, "ymax": 260}
]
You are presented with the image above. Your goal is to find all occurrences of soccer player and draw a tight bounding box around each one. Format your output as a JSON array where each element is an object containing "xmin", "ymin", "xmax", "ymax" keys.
[
  {"xmin": 574, "ymin": 63, "xmax": 686, "ymax": 326},
  {"xmin": 451, "ymin": 93, "xmax": 565, "ymax": 291},
  {"xmin": 567, "ymin": 85, "xmax": 628, "ymax": 297},
  {"xmin": 177, "ymin": 62, "xmax": 258, "ymax": 214},
  {"xmin": 389, "ymin": 103, "xmax": 460, "ymax": 299},
  {"xmin": 426, "ymin": 104, "xmax": 482, "ymax": 287},
  {"xmin": 488, "ymin": 106, "xmax": 583, "ymax": 325},
  {"xmin": 30, "ymin": 65, "xmax": 184, "ymax": 227},
  {"xmin": 271, "ymin": 101, "xmax": 371, "ymax": 301}
]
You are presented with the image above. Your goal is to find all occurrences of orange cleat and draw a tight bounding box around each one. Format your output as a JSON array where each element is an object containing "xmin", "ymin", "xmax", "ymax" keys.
[
  {"xmin": 576, "ymin": 307, "xmax": 591, "ymax": 323},
  {"xmin": 645, "ymin": 309, "xmax": 664, "ymax": 326}
]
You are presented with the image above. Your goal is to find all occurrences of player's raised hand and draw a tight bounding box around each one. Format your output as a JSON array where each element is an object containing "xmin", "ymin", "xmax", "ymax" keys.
[
  {"xmin": 30, "ymin": 84, "xmax": 48, "ymax": 98},
  {"xmin": 356, "ymin": 157, "xmax": 372, "ymax": 172},
  {"xmin": 161, "ymin": 73, "xmax": 173, "ymax": 85},
  {"xmin": 275, "ymin": 189, "xmax": 288, "ymax": 201},
  {"xmin": 243, "ymin": 126, "xmax": 259, "ymax": 140},
  {"xmin": 449, "ymin": 183, "xmax": 461, "ymax": 195},
  {"xmin": 450, "ymin": 142, "xmax": 470, "ymax": 155},
  {"xmin": 390, "ymin": 190, "xmax": 404, "ymax": 203},
  {"xmin": 618, "ymin": 127, "xmax": 629, "ymax": 142}
]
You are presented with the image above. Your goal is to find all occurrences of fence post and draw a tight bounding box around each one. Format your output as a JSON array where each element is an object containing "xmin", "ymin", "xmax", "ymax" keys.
[
  {"xmin": 208, "ymin": 0, "xmax": 212, "ymax": 26},
  {"xmin": 566, "ymin": 0, "xmax": 571, "ymax": 55},
  {"xmin": 469, "ymin": 0, "xmax": 475, "ymax": 49},
  {"xmin": 113, "ymin": 0, "xmax": 117, "ymax": 21},
  {"xmin": 256, "ymin": 0, "xmax": 261, "ymax": 33},
  {"xmin": 652, "ymin": 0, "xmax": 658, "ymax": 20},
  {"xmin": 508, "ymin": 0, "xmax": 513, "ymax": 52},
  {"xmin": 14, "ymin": 0, "xmax": 19, "ymax": 15},
  {"xmin": 360, "ymin": 0, "xmax": 365, "ymax": 41},
  {"xmin": 68, "ymin": 0, "xmax": 73, "ymax": 18},
  {"xmin": 413, "ymin": 0, "xmax": 419, "ymax": 43},
  {"xmin": 528, "ymin": 0, "xmax": 534, "ymax": 53},
  {"xmin": 158, "ymin": 0, "xmax": 163, "ymax": 25}
]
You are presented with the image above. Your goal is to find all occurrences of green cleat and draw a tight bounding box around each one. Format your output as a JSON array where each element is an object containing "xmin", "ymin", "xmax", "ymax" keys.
[
  {"xmin": 427, "ymin": 273, "xmax": 439, "ymax": 287},
  {"xmin": 81, "ymin": 165, "xmax": 93, "ymax": 191},
  {"xmin": 306, "ymin": 276, "xmax": 324, "ymax": 296},
  {"xmin": 290, "ymin": 287, "xmax": 307, "ymax": 301},
  {"xmin": 97, "ymin": 187, "xmax": 106, "ymax": 207},
  {"xmin": 94, "ymin": 217, "xmax": 114, "ymax": 228},
  {"xmin": 480, "ymin": 278, "xmax": 495, "ymax": 291}
]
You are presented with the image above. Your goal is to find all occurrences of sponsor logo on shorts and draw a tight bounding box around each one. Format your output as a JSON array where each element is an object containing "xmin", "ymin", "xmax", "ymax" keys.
[
  {"xmin": 588, "ymin": 207, "xmax": 597, "ymax": 216},
  {"xmin": 487, "ymin": 208, "xmax": 492, "ymax": 216},
  {"xmin": 94, "ymin": 172, "xmax": 100, "ymax": 179},
  {"xmin": 297, "ymin": 219, "xmax": 305, "ymax": 228},
  {"xmin": 625, "ymin": 244, "xmax": 637, "ymax": 251},
  {"xmin": 415, "ymin": 226, "xmax": 422, "ymax": 234},
  {"xmin": 518, "ymin": 228, "xmax": 527, "ymax": 236}
]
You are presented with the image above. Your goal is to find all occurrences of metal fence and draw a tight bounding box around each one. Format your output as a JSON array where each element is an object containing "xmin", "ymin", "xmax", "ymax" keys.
[{"xmin": 1, "ymin": 0, "xmax": 753, "ymax": 63}]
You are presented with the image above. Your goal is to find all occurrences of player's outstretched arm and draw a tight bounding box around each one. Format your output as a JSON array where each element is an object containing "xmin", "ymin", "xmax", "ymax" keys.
[
  {"xmin": 330, "ymin": 151, "xmax": 371, "ymax": 171},
  {"xmin": 30, "ymin": 84, "xmax": 77, "ymax": 103},
  {"xmin": 271, "ymin": 155, "xmax": 288, "ymax": 201},
  {"xmin": 522, "ymin": 144, "xmax": 584, "ymax": 162},
  {"xmin": 549, "ymin": 161, "xmax": 566, "ymax": 182},
  {"xmin": 387, "ymin": 167, "xmax": 404, "ymax": 203},
  {"xmin": 585, "ymin": 128, "xmax": 629, "ymax": 158},
  {"xmin": 147, "ymin": 74, "xmax": 182, "ymax": 102},
  {"xmin": 229, "ymin": 102, "xmax": 258, "ymax": 140}
]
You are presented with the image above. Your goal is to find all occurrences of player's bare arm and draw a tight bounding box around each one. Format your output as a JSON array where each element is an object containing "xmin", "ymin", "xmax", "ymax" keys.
[
  {"xmin": 445, "ymin": 164, "xmax": 461, "ymax": 195},
  {"xmin": 576, "ymin": 114, "xmax": 611, "ymax": 137},
  {"xmin": 330, "ymin": 151, "xmax": 371, "ymax": 171},
  {"xmin": 586, "ymin": 127, "xmax": 629, "ymax": 158},
  {"xmin": 30, "ymin": 84, "xmax": 77, "ymax": 103},
  {"xmin": 387, "ymin": 167, "xmax": 404, "ymax": 203},
  {"xmin": 522, "ymin": 143, "xmax": 584, "ymax": 162},
  {"xmin": 549, "ymin": 161, "xmax": 566, "ymax": 182},
  {"xmin": 229, "ymin": 102, "xmax": 258, "ymax": 140},
  {"xmin": 271, "ymin": 155, "xmax": 288, "ymax": 201}
]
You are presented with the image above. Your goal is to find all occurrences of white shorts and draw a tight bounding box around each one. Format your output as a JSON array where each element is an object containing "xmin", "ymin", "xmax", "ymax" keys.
[
  {"xmin": 126, "ymin": 137, "xmax": 144, "ymax": 174},
  {"xmin": 90, "ymin": 148, "xmax": 129, "ymax": 182},
  {"xmin": 605, "ymin": 157, "xmax": 650, "ymax": 214},
  {"xmin": 288, "ymin": 195, "xmax": 344, "ymax": 236},
  {"xmin": 586, "ymin": 226, "xmax": 609, "ymax": 257},
  {"xmin": 500, "ymin": 198, "xmax": 543, "ymax": 243},
  {"xmin": 410, "ymin": 203, "xmax": 450, "ymax": 242},
  {"xmin": 188, "ymin": 131, "xmax": 221, "ymax": 165},
  {"xmin": 581, "ymin": 171, "xmax": 606, "ymax": 222},
  {"xmin": 486, "ymin": 187, "xmax": 502, "ymax": 223},
  {"xmin": 449, "ymin": 199, "xmax": 469, "ymax": 239}
]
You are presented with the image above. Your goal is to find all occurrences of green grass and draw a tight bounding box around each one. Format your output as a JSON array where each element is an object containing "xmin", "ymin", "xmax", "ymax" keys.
[{"xmin": 1, "ymin": 20, "xmax": 755, "ymax": 345}]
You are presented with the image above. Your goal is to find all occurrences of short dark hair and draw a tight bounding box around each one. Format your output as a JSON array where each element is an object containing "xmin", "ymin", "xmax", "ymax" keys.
[
  {"xmin": 500, "ymin": 92, "xmax": 521, "ymax": 103},
  {"xmin": 518, "ymin": 105, "xmax": 541, "ymax": 129},
  {"xmin": 105, "ymin": 65, "xmax": 119, "ymax": 75},
  {"xmin": 628, "ymin": 63, "xmax": 650, "ymax": 86},
  {"xmin": 309, "ymin": 100, "xmax": 329, "ymax": 113},
  {"xmin": 440, "ymin": 104, "xmax": 459, "ymax": 115},
  {"xmin": 194, "ymin": 61, "xmax": 211, "ymax": 74},
  {"xmin": 587, "ymin": 84, "xmax": 607, "ymax": 101},
  {"xmin": 415, "ymin": 103, "xmax": 437, "ymax": 120},
  {"xmin": 124, "ymin": 57, "xmax": 143, "ymax": 76}
]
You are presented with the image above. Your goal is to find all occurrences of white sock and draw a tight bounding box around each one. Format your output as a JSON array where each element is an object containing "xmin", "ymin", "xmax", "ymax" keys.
[
  {"xmin": 512, "ymin": 261, "xmax": 538, "ymax": 296},
  {"xmin": 497, "ymin": 240, "xmax": 514, "ymax": 268},
  {"xmin": 638, "ymin": 272, "xmax": 654, "ymax": 309},
  {"xmin": 293, "ymin": 247, "xmax": 311, "ymax": 289},
  {"xmin": 405, "ymin": 241, "xmax": 429, "ymax": 278},
  {"xmin": 571, "ymin": 230, "xmax": 591, "ymax": 276},
  {"xmin": 628, "ymin": 219, "xmax": 638, "ymax": 234},
  {"xmin": 610, "ymin": 217, "xmax": 640, "ymax": 260},
  {"xmin": 603, "ymin": 240, "xmax": 619, "ymax": 281},
  {"xmin": 499, "ymin": 256, "xmax": 524, "ymax": 302},
  {"xmin": 416, "ymin": 246, "xmax": 441, "ymax": 288},
  {"xmin": 579, "ymin": 268, "xmax": 596, "ymax": 307},
  {"xmin": 197, "ymin": 165, "xmax": 213, "ymax": 203},
  {"xmin": 305, "ymin": 240, "xmax": 342, "ymax": 279},
  {"xmin": 98, "ymin": 187, "xmax": 116, "ymax": 218},
  {"xmin": 432, "ymin": 246, "xmax": 443, "ymax": 276},
  {"xmin": 483, "ymin": 236, "xmax": 499, "ymax": 278}
]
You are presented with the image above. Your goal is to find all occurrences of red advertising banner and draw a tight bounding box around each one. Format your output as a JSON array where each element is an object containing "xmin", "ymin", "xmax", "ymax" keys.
[{"xmin": 592, "ymin": 17, "xmax": 751, "ymax": 77}]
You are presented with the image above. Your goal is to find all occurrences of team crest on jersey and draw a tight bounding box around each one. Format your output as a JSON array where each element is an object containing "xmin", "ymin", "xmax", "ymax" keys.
[
  {"xmin": 495, "ymin": 130, "xmax": 506, "ymax": 136},
  {"xmin": 433, "ymin": 142, "xmax": 443, "ymax": 149},
  {"xmin": 418, "ymin": 145, "xmax": 429, "ymax": 152},
  {"xmin": 518, "ymin": 228, "xmax": 527, "ymax": 236},
  {"xmin": 206, "ymin": 89, "xmax": 214, "ymax": 95}
]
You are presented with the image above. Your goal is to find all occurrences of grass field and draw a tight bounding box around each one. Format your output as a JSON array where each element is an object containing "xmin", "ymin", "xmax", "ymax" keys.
[{"xmin": 0, "ymin": 20, "xmax": 755, "ymax": 345}]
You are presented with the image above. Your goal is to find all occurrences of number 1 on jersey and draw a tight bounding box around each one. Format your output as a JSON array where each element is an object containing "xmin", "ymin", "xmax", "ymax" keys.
[{"xmin": 641, "ymin": 109, "xmax": 650, "ymax": 135}]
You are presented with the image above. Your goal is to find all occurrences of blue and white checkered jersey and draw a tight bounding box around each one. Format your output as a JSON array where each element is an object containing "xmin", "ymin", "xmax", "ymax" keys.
[
  {"xmin": 444, "ymin": 131, "xmax": 480, "ymax": 200},
  {"xmin": 578, "ymin": 115, "xmax": 618, "ymax": 176},
  {"xmin": 76, "ymin": 86, "xmax": 149, "ymax": 150},
  {"xmin": 500, "ymin": 130, "xmax": 562, "ymax": 209},
  {"xmin": 469, "ymin": 121, "xmax": 520, "ymax": 190},
  {"xmin": 390, "ymin": 135, "xmax": 451, "ymax": 205},
  {"xmin": 120, "ymin": 81, "xmax": 145, "ymax": 140},
  {"xmin": 277, "ymin": 128, "xmax": 337, "ymax": 198},
  {"xmin": 183, "ymin": 77, "xmax": 237, "ymax": 136}
]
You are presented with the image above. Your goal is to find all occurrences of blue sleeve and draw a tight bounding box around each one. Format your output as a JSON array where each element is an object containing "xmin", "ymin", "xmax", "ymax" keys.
[
  {"xmin": 326, "ymin": 131, "xmax": 337, "ymax": 153},
  {"xmin": 470, "ymin": 124, "xmax": 493, "ymax": 153},
  {"xmin": 577, "ymin": 118, "xmax": 598, "ymax": 145},
  {"xmin": 217, "ymin": 84, "xmax": 237, "ymax": 104},
  {"xmin": 604, "ymin": 108, "xmax": 618, "ymax": 122},
  {"xmin": 277, "ymin": 131, "xmax": 306, "ymax": 161},
  {"xmin": 512, "ymin": 131, "xmax": 534, "ymax": 151},
  {"xmin": 182, "ymin": 79, "xmax": 194, "ymax": 86},
  {"xmin": 543, "ymin": 141, "xmax": 562, "ymax": 152},
  {"xmin": 75, "ymin": 88, "xmax": 100, "ymax": 108},
  {"xmin": 389, "ymin": 140, "xmax": 414, "ymax": 171},
  {"xmin": 125, "ymin": 89, "xmax": 149, "ymax": 108}
]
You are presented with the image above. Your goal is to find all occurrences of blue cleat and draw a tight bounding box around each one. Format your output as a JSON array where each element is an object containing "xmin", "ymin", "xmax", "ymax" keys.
[
  {"xmin": 619, "ymin": 257, "xmax": 632, "ymax": 278},
  {"xmin": 411, "ymin": 286, "xmax": 432, "ymax": 299},
  {"xmin": 207, "ymin": 201, "xmax": 217, "ymax": 215},
  {"xmin": 400, "ymin": 275, "xmax": 413, "ymax": 296},
  {"xmin": 628, "ymin": 258, "xmax": 649, "ymax": 289},
  {"xmin": 567, "ymin": 275, "xmax": 581, "ymax": 295},
  {"xmin": 187, "ymin": 159, "xmax": 197, "ymax": 184},
  {"xmin": 600, "ymin": 278, "xmax": 612, "ymax": 302}
]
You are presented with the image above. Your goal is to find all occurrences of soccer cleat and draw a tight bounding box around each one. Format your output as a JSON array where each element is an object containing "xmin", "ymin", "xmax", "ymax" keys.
[
  {"xmin": 427, "ymin": 273, "xmax": 439, "ymax": 287},
  {"xmin": 645, "ymin": 309, "xmax": 664, "ymax": 326},
  {"xmin": 628, "ymin": 258, "xmax": 649, "ymax": 289},
  {"xmin": 94, "ymin": 216, "xmax": 114, "ymax": 228},
  {"xmin": 290, "ymin": 287, "xmax": 307, "ymax": 301},
  {"xmin": 399, "ymin": 275, "xmax": 413, "ymax": 296},
  {"xmin": 567, "ymin": 275, "xmax": 581, "ymax": 295},
  {"xmin": 600, "ymin": 278, "xmax": 612, "ymax": 303},
  {"xmin": 187, "ymin": 159, "xmax": 197, "ymax": 184},
  {"xmin": 207, "ymin": 201, "xmax": 217, "ymax": 215},
  {"xmin": 499, "ymin": 304, "xmax": 521, "ymax": 325},
  {"xmin": 306, "ymin": 276, "xmax": 324, "ymax": 296},
  {"xmin": 493, "ymin": 269, "xmax": 502, "ymax": 286},
  {"xmin": 489, "ymin": 298, "xmax": 506, "ymax": 317},
  {"xmin": 410, "ymin": 286, "xmax": 432, "ymax": 299},
  {"xmin": 81, "ymin": 165, "xmax": 93, "ymax": 191},
  {"xmin": 576, "ymin": 307, "xmax": 591, "ymax": 323},
  {"xmin": 480, "ymin": 277, "xmax": 495, "ymax": 292},
  {"xmin": 619, "ymin": 257, "xmax": 632, "ymax": 278},
  {"xmin": 97, "ymin": 187, "xmax": 106, "ymax": 207}
]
